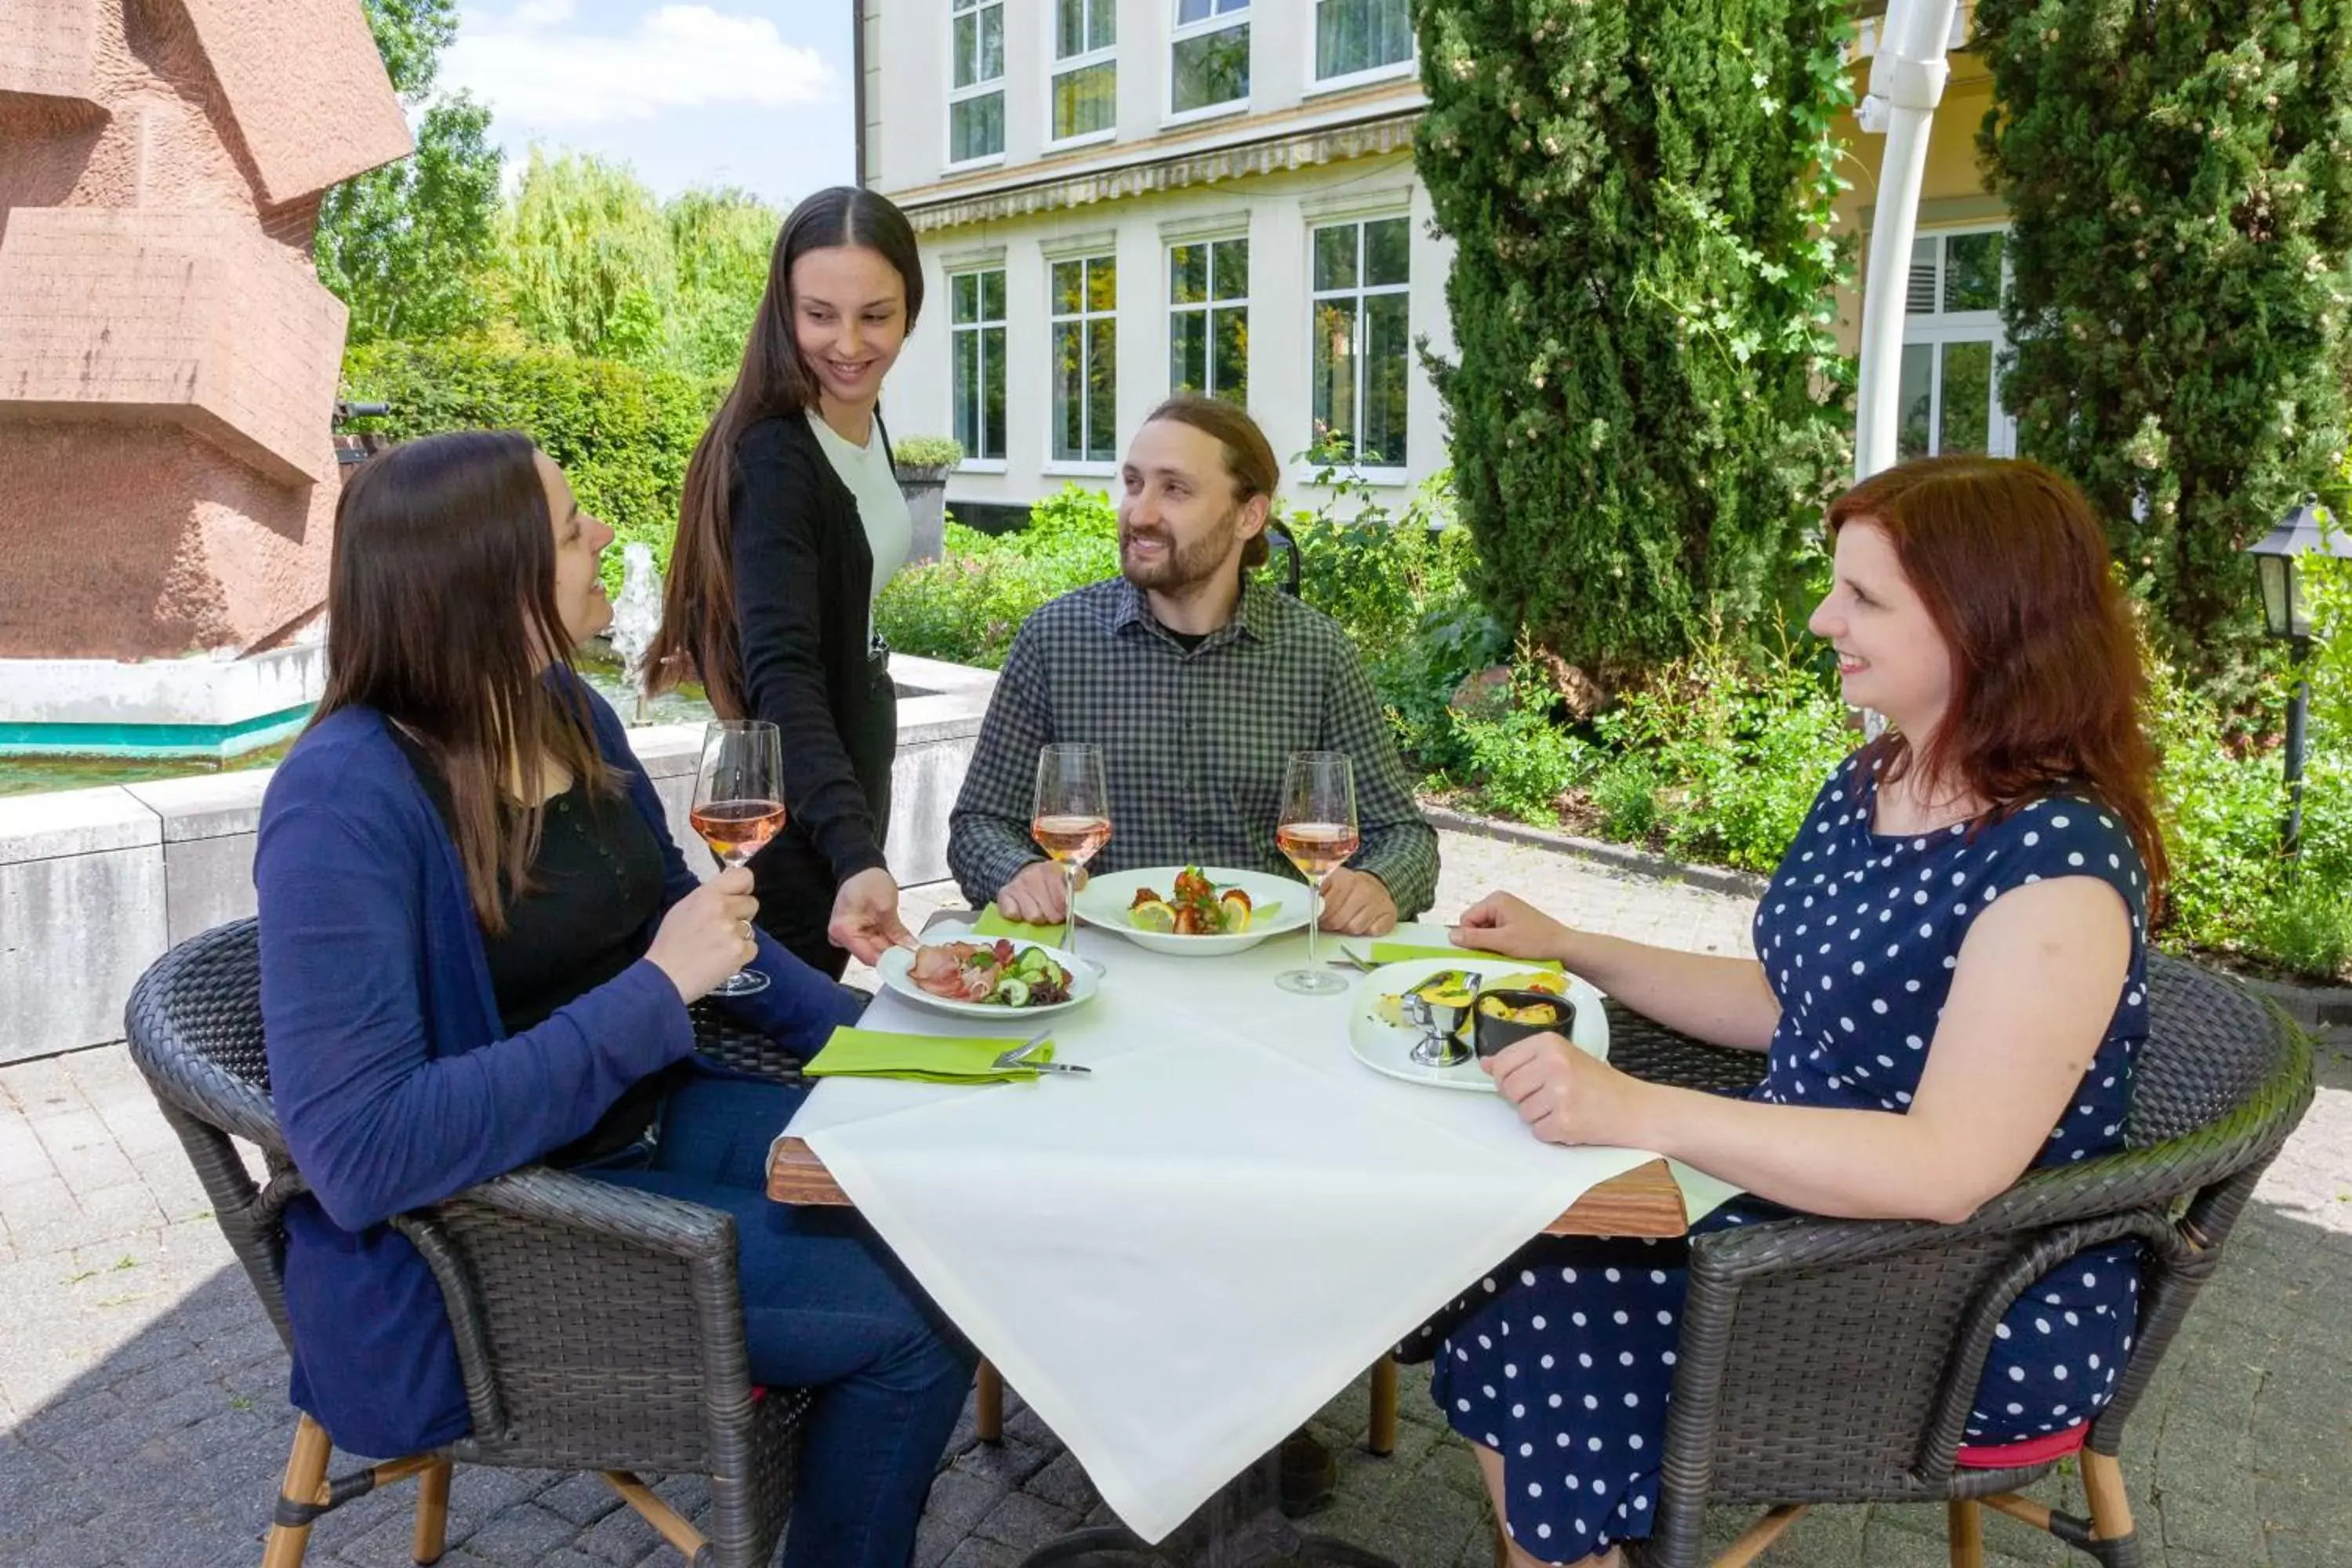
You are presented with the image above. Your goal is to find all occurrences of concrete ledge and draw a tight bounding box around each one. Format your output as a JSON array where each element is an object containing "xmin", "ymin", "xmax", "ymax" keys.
[{"xmin": 0, "ymin": 660, "xmax": 996, "ymax": 1063}]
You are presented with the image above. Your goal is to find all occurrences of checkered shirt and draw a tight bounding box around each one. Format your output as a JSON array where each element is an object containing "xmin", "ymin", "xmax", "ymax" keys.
[{"xmin": 946, "ymin": 575, "xmax": 1442, "ymax": 916}]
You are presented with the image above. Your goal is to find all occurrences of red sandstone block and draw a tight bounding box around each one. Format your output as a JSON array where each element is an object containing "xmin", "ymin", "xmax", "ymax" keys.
[
  {"xmin": 177, "ymin": 0, "xmax": 412, "ymax": 208},
  {"xmin": 0, "ymin": 208, "xmax": 348, "ymax": 488},
  {"xmin": 0, "ymin": 0, "xmax": 99, "ymax": 107}
]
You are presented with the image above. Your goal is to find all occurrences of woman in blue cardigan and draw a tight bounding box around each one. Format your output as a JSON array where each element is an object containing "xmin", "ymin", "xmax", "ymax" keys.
[{"xmin": 255, "ymin": 430, "xmax": 974, "ymax": 1568}]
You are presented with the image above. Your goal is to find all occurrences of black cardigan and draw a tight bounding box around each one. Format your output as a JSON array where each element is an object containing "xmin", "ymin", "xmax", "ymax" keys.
[{"xmin": 728, "ymin": 411, "xmax": 895, "ymax": 888}]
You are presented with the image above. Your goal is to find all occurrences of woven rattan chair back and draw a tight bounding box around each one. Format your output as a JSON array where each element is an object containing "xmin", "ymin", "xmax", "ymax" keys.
[{"xmin": 1630, "ymin": 952, "xmax": 2314, "ymax": 1567}]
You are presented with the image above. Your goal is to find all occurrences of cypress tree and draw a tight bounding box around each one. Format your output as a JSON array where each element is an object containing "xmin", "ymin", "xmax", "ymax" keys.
[
  {"xmin": 1412, "ymin": 0, "xmax": 1857, "ymax": 678},
  {"xmin": 1975, "ymin": 0, "xmax": 2352, "ymax": 673}
]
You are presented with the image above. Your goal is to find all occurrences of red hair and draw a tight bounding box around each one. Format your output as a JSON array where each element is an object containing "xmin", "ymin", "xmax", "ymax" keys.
[{"xmin": 1829, "ymin": 455, "xmax": 2169, "ymax": 916}]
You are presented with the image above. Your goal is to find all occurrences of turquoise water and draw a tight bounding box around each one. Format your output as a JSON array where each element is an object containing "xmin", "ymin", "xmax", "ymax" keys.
[{"xmin": 0, "ymin": 653, "xmax": 715, "ymax": 799}]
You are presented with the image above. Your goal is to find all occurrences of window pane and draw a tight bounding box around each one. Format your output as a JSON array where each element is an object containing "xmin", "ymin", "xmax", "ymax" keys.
[
  {"xmin": 1052, "ymin": 259, "xmax": 1083, "ymax": 315},
  {"xmin": 1312, "ymin": 224, "xmax": 1357, "ymax": 292},
  {"xmin": 1317, "ymin": 0, "xmax": 1414, "ymax": 79},
  {"xmin": 1089, "ymin": 0, "xmax": 1116, "ymax": 52},
  {"xmin": 953, "ymin": 328, "xmax": 981, "ymax": 456},
  {"xmin": 982, "ymin": 325, "xmax": 1007, "ymax": 459},
  {"xmin": 1896, "ymin": 341, "xmax": 1933, "ymax": 460},
  {"xmin": 1053, "ymin": 321, "xmax": 1086, "ymax": 460},
  {"xmin": 953, "ymin": 12, "xmax": 977, "ymax": 88},
  {"xmin": 1363, "ymin": 292, "xmax": 1410, "ymax": 464},
  {"xmin": 1087, "ymin": 321, "xmax": 1116, "ymax": 462},
  {"xmin": 1052, "ymin": 60, "xmax": 1116, "ymax": 139},
  {"xmin": 1312, "ymin": 297, "xmax": 1359, "ymax": 458},
  {"xmin": 950, "ymin": 91, "xmax": 1004, "ymax": 160},
  {"xmin": 1212, "ymin": 238, "xmax": 1247, "ymax": 301},
  {"xmin": 1085, "ymin": 256, "xmax": 1116, "ymax": 313},
  {"xmin": 1904, "ymin": 236, "xmax": 1937, "ymax": 314},
  {"xmin": 1172, "ymin": 24, "xmax": 1250, "ymax": 113},
  {"xmin": 1364, "ymin": 216, "xmax": 1410, "ymax": 286},
  {"xmin": 1171, "ymin": 310, "xmax": 1209, "ymax": 393},
  {"xmin": 1939, "ymin": 339, "xmax": 1993, "ymax": 455},
  {"xmin": 1171, "ymin": 244, "xmax": 1207, "ymax": 305},
  {"xmin": 1056, "ymin": 0, "xmax": 1086, "ymax": 58},
  {"xmin": 1217, "ymin": 0, "xmax": 1248, "ymax": 13},
  {"xmin": 978, "ymin": 3, "xmax": 1004, "ymax": 80},
  {"xmin": 1944, "ymin": 232, "xmax": 2004, "ymax": 313},
  {"xmin": 1177, "ymin": 0, "xmax": 1216, "ymax": 20},
  {"xmin": 1212, "ymin": 304, "xmax": 1248, "ymax": 403},
  {"xmin": 953, "ymin": 272, "xmax": 979, "ymax": 324},
  {"xmin": 981, "ymin": 268, "xmax": 1005, "ymax": 321}
]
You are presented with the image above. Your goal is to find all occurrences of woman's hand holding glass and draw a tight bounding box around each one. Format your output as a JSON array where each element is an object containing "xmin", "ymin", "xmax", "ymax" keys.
[{"xmin": 646, "ymin": 866, "xmax": 762, "ymax": 1003}]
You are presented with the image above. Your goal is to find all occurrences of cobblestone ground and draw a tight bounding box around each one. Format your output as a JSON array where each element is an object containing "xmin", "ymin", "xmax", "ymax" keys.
[{"xmin": 3, "ymin": 829, "xmax": 2347, "ymax": 1567}]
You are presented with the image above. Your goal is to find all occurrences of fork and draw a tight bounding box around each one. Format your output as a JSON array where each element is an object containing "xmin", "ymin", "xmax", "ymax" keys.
[
  {"xmin": 993, "ymin": 1029, "xmax": 1093, "ymax": 1076},
  {"xmin": 1323, "ymin": 946, "xmax": 1380, "ymax": 972}
]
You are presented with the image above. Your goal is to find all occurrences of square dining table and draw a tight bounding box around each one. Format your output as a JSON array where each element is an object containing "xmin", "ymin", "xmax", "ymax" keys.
[{"xmin": 764, "ymin": 911, "xmax": 1717, "ymax": 1566}]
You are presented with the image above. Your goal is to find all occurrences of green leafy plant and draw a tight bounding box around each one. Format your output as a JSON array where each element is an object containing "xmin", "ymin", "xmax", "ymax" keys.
[
  {"xmin": 1450, "ymin": 653, "xmax": 1599, "ymax": 824},
  {"xmin": 1412, "ymin": 0, "xmax": 1858, "ymax": 677},
  {"xmin": 892, "ymin": 435, "xmax": 967, "ymax": 473},
  {"xmin": 873, "ymin": 485, "xmax": 1120, "ymax": 666}
]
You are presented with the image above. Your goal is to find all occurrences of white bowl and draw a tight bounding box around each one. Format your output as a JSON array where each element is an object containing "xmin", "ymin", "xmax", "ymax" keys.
[
  {"xmin": 1072, "ymin": 865, "xmax": 1312, "ymax": 956},
  {"xmin": 1345, "ymin": 956, "xmax": 1610, "ymax": 1094},
  {"xmin": 877, "ymin": 940, "xmax": 1101, "ymax": 1020}
]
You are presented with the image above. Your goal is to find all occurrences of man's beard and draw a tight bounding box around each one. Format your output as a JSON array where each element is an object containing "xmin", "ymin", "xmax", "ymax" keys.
[{"xmin": 1120, "ymin": 505, "xmax": 1240, "ymax": 593}]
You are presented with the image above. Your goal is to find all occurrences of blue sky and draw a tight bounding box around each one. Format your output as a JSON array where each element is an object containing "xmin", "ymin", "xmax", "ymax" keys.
[{"xmin": 441, "ymin": 1, "xmax": 856, "ymax": 207}]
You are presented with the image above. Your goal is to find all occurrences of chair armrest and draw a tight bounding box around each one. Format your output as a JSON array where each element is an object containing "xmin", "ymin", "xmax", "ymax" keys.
[{"xmin": 689, "ymin": 1000, "xmax": 808, "ymax": 1084}]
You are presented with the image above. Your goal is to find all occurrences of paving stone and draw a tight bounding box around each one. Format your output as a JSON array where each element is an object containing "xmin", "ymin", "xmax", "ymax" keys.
[
  {"xmin": 539, "ymin": 1469, "xmax": 626, "ymax": 1526},
  {"xmin": 938, "ymin": 1537, "xmax": 1029, "ymax": 1568},
  {"xmin": 952, "ymin": 1433, "xmax": 1055, "ymax": 1488},
  {"xmin": 461, "ymin": 1500, "xmax": 585, "ymax": 1564},
  {"xmin": 1023, "ymin": 1449, "xmax": 1098, "ymax": 1512},
  {"xmin": 575, "ymin": 1501, "xmax": 666, "ymax": 1565},
  {"xmin": 923, "ymin": 1465, "xmax": 1007, "ymax": 1537},
  {"xmin": 973, "ymin": 1490, "xmax": 1082, "ymax": 1551}
]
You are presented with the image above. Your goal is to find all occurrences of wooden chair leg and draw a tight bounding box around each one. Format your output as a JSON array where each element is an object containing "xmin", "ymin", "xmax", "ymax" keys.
[
  {"xmin": 1947, "ymin": 1498, "xmax": 1986, "ymax": 1568},
  {"xmin": 2082, "ymin": 1449, "xmax": 2136, "ymax": 1542},
  {"xmin": 604, "ymin": 1472, "xmax": 711, "ymax": 1560},
  {"xmin": 1710, "ymin": 1504, "xmax": 1808, "ymax": 1567},
  {"xmin": 976, "ymin": 1359, "xmax": 1005, "ymax": 1445},
  {"xmin": 1368, "ymin": 1356, "xmax": 1399, "ymax": 1457},
  {"xmin": 412, "ymin": 1459, "xmax": 452, "ymax": 1566},
  {"xmin": 260, "ymin": 1414, "xmax": 334, "ymax": 1568}
]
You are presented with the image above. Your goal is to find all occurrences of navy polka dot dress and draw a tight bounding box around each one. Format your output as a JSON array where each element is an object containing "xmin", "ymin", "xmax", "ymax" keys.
[{"xmin": 1428, "ymin": 754, "xmax": 2150, "ymax": 1560}]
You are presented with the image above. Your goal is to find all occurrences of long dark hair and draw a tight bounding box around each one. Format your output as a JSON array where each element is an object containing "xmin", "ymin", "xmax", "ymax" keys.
[
  {"xmin": 1830, "ymin": 454, "xmax": 2170, "ymax": 915},
  {"xmin": 649, "ymin": 186, "xmax": 925, "ymax": 714},
  {"xmin": 316, "ymin": 430, "xmax": 619, "ymax": 932}
]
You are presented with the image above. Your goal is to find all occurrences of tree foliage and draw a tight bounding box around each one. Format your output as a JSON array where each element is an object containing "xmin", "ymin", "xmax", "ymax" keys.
[
  {"xmin": 498, "ymin": 151, "xmax": 681, "ymax": 367},
  {"xmin": 1975, "ymin": 0, "xmax": 2352, "ymax": 676},
  {"xmin": 314, "ymin": 0, "xmax": 502, "ymax": 343},
  {"xmin": 1411, "ymin": 0, "xmax": 1858, "ymax": 679},
  {"xmin": 666, "ymin": 187, "xmax": 784, "ymax": 378}
]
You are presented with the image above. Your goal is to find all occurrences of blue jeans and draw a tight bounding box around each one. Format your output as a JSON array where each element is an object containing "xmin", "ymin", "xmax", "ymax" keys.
[{"xmin": 582, "ymin": 1075, "xmax": 977, "ymax": 1568}]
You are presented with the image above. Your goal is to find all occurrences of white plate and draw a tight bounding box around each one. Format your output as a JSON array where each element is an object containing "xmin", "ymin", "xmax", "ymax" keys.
[
  {"xmin": 877, "ymin": 940, "xmax": 1101, "ymax": 1020},
  {"xmin": 1072, "ymin": 865, "xmax": 1312, "ymax": 956},
  {"xmin": 1346, "ymin": 957, "xmax": 1610, "ymax": 1094}
]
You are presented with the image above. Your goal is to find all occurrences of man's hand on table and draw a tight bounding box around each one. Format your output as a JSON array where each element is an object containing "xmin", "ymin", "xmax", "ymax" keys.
[
  {"xmin": 1317, "ymin": 867, "xmax": 1398, "ymax": 936},
  {"xmin": 996, "ymin": 859, "xmax": 1081, "ymax": 924}
]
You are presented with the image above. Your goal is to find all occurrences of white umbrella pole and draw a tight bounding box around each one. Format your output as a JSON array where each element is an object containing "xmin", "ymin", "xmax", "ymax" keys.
[{"xmin": 1852, "ymin": 0, "xmax": 1962, "ymax": 481}]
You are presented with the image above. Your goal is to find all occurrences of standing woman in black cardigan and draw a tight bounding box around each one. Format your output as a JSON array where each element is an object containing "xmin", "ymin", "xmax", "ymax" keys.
[{"xmin": 652, "ymin": 187, "xmax": 923, "ymax": 977}]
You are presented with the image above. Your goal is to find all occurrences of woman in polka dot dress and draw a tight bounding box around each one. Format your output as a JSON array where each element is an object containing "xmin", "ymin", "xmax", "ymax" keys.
[{"xmin": 1428, "ymin": 456, "xmax": 2169, "ymax": 1568}]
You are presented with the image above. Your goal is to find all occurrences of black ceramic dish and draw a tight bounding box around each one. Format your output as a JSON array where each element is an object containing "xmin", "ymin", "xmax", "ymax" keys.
[{"xmin": 1471, "ymin": 988, "xmax": 1578, "ymax": 1058}]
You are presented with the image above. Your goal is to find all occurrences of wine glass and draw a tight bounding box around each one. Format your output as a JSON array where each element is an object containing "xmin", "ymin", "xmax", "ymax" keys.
[
  {"xmin": 690, "ymin": 719, "xmax": 785, "ymax": 996},
  {"xmin": 1030, "ymin": 742, "xmax": 1112, "ymax": 960},
  {"xmin": 1275, "ymin": 750, "xmax": 1359, "ymax": 996}
]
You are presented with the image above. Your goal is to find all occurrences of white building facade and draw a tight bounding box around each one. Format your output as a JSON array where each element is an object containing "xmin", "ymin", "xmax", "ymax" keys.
[{"xmin": 857, "ymin": 0, "xmax": 1457, "ymax": 524}]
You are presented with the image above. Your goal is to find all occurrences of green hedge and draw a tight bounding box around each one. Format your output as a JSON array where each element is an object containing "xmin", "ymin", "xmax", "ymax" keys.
[{"xmin": 339, "ymin": 339, "xmax": 727, "ymax": 589}]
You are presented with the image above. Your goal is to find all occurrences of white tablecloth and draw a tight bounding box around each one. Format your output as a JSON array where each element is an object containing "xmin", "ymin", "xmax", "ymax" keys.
[{"xmin": 786, "ymin": 920, "xmax": 1675, "ymax": 1542}]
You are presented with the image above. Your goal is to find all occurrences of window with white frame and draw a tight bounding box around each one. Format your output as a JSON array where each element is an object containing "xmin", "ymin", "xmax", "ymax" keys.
[
  {"xmin": 1315, "ymin": 0, "xmax": 1414, "ymax": 82},
  {"xmin": 1898, "ymin": 228, "xmax": 2014, "ymax": 461},
  {"xmin": 949, "ymin": 269, "xmax": 1007, "ymax": 464},
  {"xmin": 949, "ymin": 0, "xmax": 1005, "ymax": 163},
  {"xmin": 1050, "ymin": 255, "xmax": 1117, "ymax": 463},
  {"xmin": 1308, "ymin": 216, "xmax": 1410, "ymax": 467},
  {"xmin": 1052, "ymin": 0, "xmax": 1116, "ymax": 143},
  {"xmin": 1171, "ymin": 0, "xmax": 1250, "ymax": 116},
  {"xmin": 1169, "ymin": 238, "xmax": 1248, "ymax": 405}
]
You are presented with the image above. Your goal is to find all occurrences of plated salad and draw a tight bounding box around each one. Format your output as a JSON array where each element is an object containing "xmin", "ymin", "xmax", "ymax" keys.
[{"xmin": 907, "ymin": 939, "xmax": 1074, "ymax": 1008}]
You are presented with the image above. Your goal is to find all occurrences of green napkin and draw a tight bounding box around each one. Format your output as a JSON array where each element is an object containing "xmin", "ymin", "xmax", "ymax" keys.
[
  {"xmin": 1367, "ymin": 942, "xmax": 1563, "ymax": 971},
  {"xmin": 805, "ymin": 1027, "xmax": 1055, "ymax": 1084},
  {"xmin": 970, "ymin": 906, "xmax": 1070, "ymax": 945}
]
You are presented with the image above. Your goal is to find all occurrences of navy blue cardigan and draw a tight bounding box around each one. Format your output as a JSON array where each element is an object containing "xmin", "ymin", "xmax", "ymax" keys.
[{"xmin": 254, "ymin": 684, "xmax": 859, "ymax": 1457}]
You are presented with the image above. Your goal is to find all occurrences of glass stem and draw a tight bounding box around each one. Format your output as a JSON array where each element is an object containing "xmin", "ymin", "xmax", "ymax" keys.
[
  {"xmin": 1305, "ymin": 874, "xmax": 1321, "ymax": 967},
  {"xmin": 1064, "ymin": 862, "xmax": 1079, "ymax": 956}
]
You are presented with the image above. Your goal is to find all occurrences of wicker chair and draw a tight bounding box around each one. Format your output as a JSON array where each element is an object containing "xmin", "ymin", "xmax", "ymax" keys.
[
  {"xmin": 123, "ymin": 917, "xmax": 828, "ymax": 1568},
  {"xmin": 1537, "ymin": 950, "xmax": 2312, "ymax": 1568}
]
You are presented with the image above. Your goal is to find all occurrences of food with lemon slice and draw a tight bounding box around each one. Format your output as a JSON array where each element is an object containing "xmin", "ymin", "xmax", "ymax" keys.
[
  {"xmin": 1374, "ymin": 967, "xmax": 1564, "ymax": 1028},
  {"xmin": 1127, "ymin": 867, "xmax": 1274, "ymax": 936}
]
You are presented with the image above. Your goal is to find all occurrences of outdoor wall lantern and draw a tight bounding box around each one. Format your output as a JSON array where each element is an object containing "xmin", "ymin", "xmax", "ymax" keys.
[{"xmin": 2242, "ymin": 494, "xmax": 2347, "ymax": 862}]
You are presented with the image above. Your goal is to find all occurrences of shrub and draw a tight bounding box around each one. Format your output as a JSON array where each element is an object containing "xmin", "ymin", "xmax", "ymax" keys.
[
  {"xmin": 1413, "ymin": 0, "xmax": 1858, "ymax": 676},
  {"xmin": 340, "ymin": 338, "xmax": 724, "ymax": 593},
  {"xmin": 2249, "ymin": 877, "xmax": 2352, "ymax": 981},
  {"xmin": 1450, "ymin": 656, "xmax": 1598, "ymax": 824},
  {"xmin": 893, "ymin": 435, "xmax": 966, "ymax": 472},
  {"xmin": 873, "ymin": 485, "xmax": 1119, "ymax": 666}
]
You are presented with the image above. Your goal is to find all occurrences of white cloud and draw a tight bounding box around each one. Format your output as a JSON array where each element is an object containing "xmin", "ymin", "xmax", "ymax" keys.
[{"xmin": 445, "ymin": 4, "xmax": 838, "ymax": 128}]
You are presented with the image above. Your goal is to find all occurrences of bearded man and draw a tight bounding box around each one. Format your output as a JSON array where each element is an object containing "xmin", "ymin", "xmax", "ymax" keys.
[{"xmin": 946, "ymin": 394, "xmax": 1438, "ymax": 936}]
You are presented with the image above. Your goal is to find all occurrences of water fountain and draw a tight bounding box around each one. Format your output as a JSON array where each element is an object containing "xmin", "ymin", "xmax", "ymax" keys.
[{"xmin": 608, "ymin": 543, "xmax": 664, "ymax": 725}]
